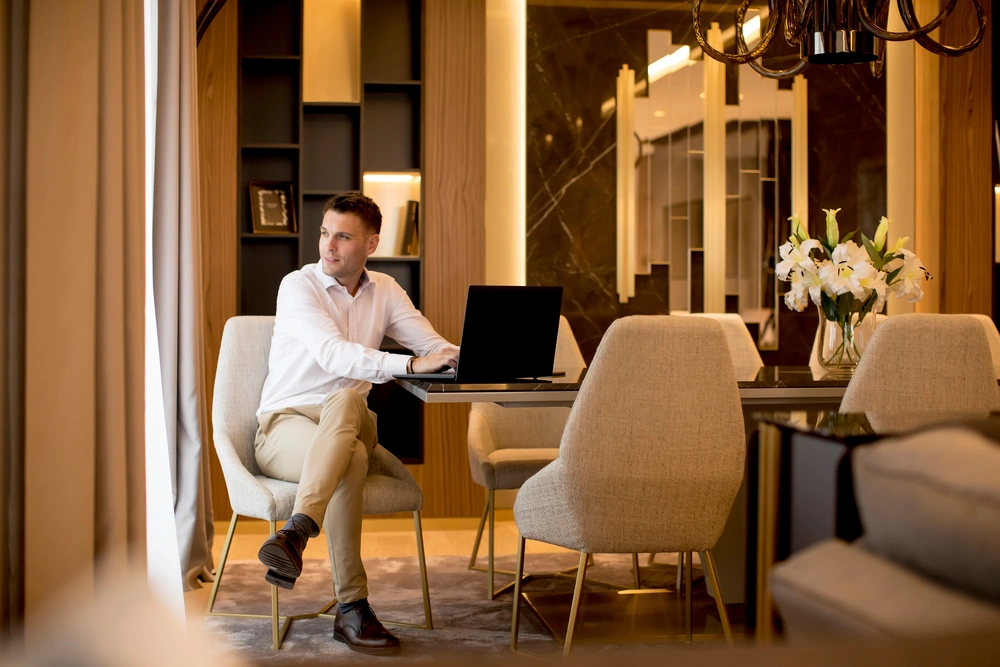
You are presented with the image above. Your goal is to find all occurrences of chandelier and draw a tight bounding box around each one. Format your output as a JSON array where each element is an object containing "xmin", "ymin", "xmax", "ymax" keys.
[{"xmin": 692, "ymin": 0, "xmax": 987, "ymax": 78}]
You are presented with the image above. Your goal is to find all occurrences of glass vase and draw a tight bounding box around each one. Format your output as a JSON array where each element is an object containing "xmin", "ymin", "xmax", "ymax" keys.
[{"xmin": 816, "ymin": 308, "xmax": 879, "ymax": 378}]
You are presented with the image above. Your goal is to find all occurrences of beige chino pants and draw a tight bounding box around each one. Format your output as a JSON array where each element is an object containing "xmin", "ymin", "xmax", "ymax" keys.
[{"xmin": 254, "ymin": 388, "xmax": 377, "ymax": 603}]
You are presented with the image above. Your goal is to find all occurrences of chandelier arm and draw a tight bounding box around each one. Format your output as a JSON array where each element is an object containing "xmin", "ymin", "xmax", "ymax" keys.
[
  {"xmin": 856, "ymin": 0, "xmax": 959, "ymax": 41},
  {"xmin": 692, "ymin": 0, "xmax": 780, "ymax": 65},
  {"xmin": 747, "ymin": 55, "xmax": 810, "ymax": 79},
  {"xmin": 783, "ymin": 0, "xmax": 813, "ymax": 46},
  {"xmin": 736, "ymin": 1, "xmax": 807, "ymax": 79},
  {"xmin": 901, "ymin": 0, "xmax": 987, "ymax": 56}
]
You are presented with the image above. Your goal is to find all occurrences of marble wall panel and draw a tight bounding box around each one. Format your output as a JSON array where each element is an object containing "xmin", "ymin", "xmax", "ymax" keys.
[{"xmin": 526, "ymin": 4, "xmax": 887, "ymax": 363}]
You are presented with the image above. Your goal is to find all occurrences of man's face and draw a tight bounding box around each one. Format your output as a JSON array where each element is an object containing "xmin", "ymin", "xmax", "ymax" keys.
[{"xmin": 318, "ymin": 210, "xmax": 379, "ymax": 282}]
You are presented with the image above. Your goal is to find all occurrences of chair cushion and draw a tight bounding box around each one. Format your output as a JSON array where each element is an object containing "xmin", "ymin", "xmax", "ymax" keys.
[
  {"xmin": 771, "ymin": 540, "xmax": 1000, "ymax": 640},
  {"xmin": 363, "ymin": 473, "xmax": 423, "ymax": 515},
  {"xmin": 487, "ymin": 448, "xmax": 560, "ymax": 490},
  {"xmin": 853, "ymin": 427, "xmax": 1000, "ymax": 603}
]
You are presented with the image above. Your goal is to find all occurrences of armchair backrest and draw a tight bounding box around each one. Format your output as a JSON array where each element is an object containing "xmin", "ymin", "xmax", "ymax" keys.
[
  {"xmin": 554, "ymin": 315, "xmax": 745, "ymax": 552},
  {"xmin": 841, "ymin": 313, "xmax": 1000, "ymax": 413},
  {"xmin": 687, "ymin": 313, "xmax": 763, "ymax": 379},
  {"xmin": 212, "ymin": 316, "xmax": 275, "ymax": 477}
]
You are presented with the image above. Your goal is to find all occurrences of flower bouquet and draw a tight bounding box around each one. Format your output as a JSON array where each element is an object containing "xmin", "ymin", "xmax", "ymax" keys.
[{"xmin": 777, "ymin": 208, "xmax": 932, "ymax": 376}]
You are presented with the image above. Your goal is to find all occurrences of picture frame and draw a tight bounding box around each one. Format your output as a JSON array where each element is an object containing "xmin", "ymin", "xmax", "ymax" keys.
[{"xmin": 249, "ymin": 180, "xmax": 297, "ymax": 234}]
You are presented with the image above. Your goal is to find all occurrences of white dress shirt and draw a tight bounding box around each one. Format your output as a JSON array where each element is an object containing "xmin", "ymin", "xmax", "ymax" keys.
[{"xmin": 257, "ymin": 263, "xmax": 457, "ymax": 415}]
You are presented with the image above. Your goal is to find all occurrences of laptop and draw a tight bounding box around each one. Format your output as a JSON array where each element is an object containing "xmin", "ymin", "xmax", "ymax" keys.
[{"xmin": 395, "ymin": 285, "xmax": 564, "ymax": 383}]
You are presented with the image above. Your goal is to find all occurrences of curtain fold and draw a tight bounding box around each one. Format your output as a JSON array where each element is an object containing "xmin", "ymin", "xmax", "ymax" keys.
[
  {"xmin": 22, "ymin": 0, "xmax": 146, "ymax": 620},
  {"xmin": 153, "ymin": 0, "xmax": 214, "ymax": 592}
]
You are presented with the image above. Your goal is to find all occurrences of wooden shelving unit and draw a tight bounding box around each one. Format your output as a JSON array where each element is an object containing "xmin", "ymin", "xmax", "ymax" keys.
[{"xmin": 236, "ymin": 0, "xmax": 425, "ymax": 463}]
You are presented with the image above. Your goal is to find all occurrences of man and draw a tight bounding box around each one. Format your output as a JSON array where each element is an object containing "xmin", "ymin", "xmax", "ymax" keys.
[{"xmin": 254, "ymin": 192, "xmax": 458, "ymax": 654}]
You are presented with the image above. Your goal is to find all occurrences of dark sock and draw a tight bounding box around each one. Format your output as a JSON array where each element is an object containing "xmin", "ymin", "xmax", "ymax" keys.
[
  {"xmin": 284, "ymin": 513, "xmax": 319, "ymax": 538},
  {"xmin": 339, "ymin": 597, "xmax": 368, "ymax": 614}
]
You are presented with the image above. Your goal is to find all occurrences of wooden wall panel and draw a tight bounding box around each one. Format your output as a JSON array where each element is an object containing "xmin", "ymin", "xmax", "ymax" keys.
[
  {"xmin": 940, "ymin": 0, "xmax": 992, "ymax": 315},
  {"xmin": 197, "ymin": 0, "xmax": 238, "ymax": 520},
  {"xmin": 417, "ymin": 0, "xmax": 487, "ymax": 517},
  {"xmin": 913, "ymin": 0, "xmax": 941, "ymax": 314}
]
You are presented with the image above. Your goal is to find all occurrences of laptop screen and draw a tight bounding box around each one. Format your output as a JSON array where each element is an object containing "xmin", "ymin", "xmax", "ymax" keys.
[{"xmin": 455, "ymin": 285, "xmax": 563, "ymax": 383}]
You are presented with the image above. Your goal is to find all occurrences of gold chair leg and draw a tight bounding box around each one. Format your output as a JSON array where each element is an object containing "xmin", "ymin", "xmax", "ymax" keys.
[
  {"xmin": 270, "ymin": 521, "xmax": 280, "ymax": 650},
  {"xmin": 510, "ymin": 535, "xmax": 526, "ymax": 651},
  {"xmin": 206, "ymin": 513, "xmax": 239, "ymax": 614},
  {"xmin": 647, "ymin": 552, "xmax": 656, "ymax": 565},
  {"xmin": 684, "ymin": 551, "xmax": 693, "ymax": 644},
  {"xmin": 413, "ymin": 511, "xmax": 433, "ymax": 630},
  {"xmin": 702, "ymin": 549, "xmax": 734, "ymax": 646},
  {"xmin": 587, "ymin": 553, "xmax": 595, "ymax": 567},
  {"xmin": 676, "ymin": 551, "xmax": 685, "ymax": 590},
  {"xmin": 468, "ymin": 496, "xmax": 489, "ymax": 569},
  {"xmin": 563, "ymin": 551, "xmax": 589, "ymax": 658},
  {"xmin": 632, "ymin": 553, "xmax": 641, "ymax": 589},
  {"xmin": 487, "ymin": 489, "xmax": 496, "ymax": 599}
]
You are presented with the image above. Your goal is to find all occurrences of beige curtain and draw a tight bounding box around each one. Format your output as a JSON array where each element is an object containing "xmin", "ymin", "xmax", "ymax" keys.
[
  {"xmin": 154, "ymin": 0, "xmax": 215, "ymax": 591},
  {"xmin": 22, "ymin": 0, "xmax": 146, "ymax": 624}
]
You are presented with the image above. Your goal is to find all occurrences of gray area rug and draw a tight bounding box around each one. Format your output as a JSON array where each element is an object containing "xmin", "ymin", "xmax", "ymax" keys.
[{"xmin": 204, "ymin": 552, "xmax": 738, "ymax": 664}]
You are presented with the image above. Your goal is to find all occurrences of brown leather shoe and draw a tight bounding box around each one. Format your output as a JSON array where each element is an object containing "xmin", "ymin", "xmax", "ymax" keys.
[
  {"xmin": 333, "ymin": 604, "xmax": 401, "ymax": 655},
  {"xmin": 257, "ymin": 513, "xmax": 318, "ymax": 589}
]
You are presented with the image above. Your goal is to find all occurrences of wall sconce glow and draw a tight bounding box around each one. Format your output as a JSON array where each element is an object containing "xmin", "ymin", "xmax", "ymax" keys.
[
  {"xmin": 647, "ymin": 45, "xmax": 691, "ymax": 85},
  {"xmin": 363, "ymin": 173, "xmax": 421, "ymax": 183},
  {"xmin": 653, "ymin": 110, "xmax": 666, "ymax": 117}
]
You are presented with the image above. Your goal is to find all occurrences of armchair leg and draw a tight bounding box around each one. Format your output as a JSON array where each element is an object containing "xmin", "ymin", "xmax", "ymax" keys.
[
  {"xmin": 413, "ymin": 511, "xmax": 433, "ymax": 630},
  {"xmin": 468, "ymin": 497, "xmax": 489, "ymax": 569},
  {"xmin": 487, "ymin": 489, "xmax": 496, "ymax": 599},
  {"xmin": 702, "ymin": 549, "xmax": 734, "ymax": 646},
  {"xmin": 510, "ymin": 535, "xmax": 526, "ymax": 651},
  {"xmin": 270, "ymin": 521, "xmax": 279, "ymax": 650},
  {"xmin": 206, "ymin": 513, "xmax": 239, "ymax": 614},
  {"xmin": 647, "ymin": 552, "xmax": 657, "ymax": 565},
  {"xmin": 684, "ymin": 551, "xmax": 693, "ymax": 644},
  {"xmin": 676, "ymin": 551, "xmax": 685, "ymax": 590},
  {"xmin": 563, "ymin": 551, "xmax": 590, "ymax": 658}
]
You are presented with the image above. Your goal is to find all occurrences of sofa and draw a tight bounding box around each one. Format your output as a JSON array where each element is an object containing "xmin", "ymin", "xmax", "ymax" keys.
[{"xmin": 770, "ymin": 422, "xmax": 1000, "ymax": 639}]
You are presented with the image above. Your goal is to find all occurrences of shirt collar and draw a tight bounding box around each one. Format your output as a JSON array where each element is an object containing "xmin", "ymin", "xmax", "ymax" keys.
[{"xmin": 314, "ymin": 263, "xmax": 373, "ymax": 295}]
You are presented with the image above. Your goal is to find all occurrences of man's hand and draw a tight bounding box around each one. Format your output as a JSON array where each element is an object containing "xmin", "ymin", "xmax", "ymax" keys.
[{"xmin": 411, "ymin": 349, "xmax": 459, "ymax": 374}]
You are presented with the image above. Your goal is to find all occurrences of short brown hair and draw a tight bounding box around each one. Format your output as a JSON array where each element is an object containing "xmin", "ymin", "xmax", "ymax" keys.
[{"xmin": 322, "ymin": 192, "xmax": 383, "ymax": 235}]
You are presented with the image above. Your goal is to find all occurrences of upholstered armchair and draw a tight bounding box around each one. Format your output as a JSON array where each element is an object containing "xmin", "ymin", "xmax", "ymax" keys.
[{"xmin": 466, "ymin": 315, "xmax": 586, "ymax": 599}]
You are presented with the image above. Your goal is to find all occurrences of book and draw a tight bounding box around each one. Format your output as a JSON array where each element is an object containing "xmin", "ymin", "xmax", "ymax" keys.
[{"xmin": 400, "ymin": 200, "xmax": 419, "ymax": 256}]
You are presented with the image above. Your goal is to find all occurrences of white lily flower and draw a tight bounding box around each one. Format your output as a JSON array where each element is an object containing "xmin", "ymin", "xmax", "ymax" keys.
[
  {"xmin": 873, "ymin": 216, "xmax": 891, "ymax": 252},
  {"xmin": 822, "ymin": 208, "xmax": 841, "ymax": 247},
  {"xmin": 792, "ymin": 265, "xmax": 825, "ymax": 306},
  {"xmin": 890, "ymin": 249, "xmax": 930, "ymax": 303},
  {"xmin": 848, "ymin": 261, "xmax": 887, "ymax": 303},
  {"xmin": 819, "ymin": 261, "xmax": 853, "ymax": 296},
  {"xmin": 832, "ymin": 241, "xmax": 868, "ymax": 266},
  {"xmin": 776, "ymin": 238, "xmax": 821, "ymax": 281},
  {"xmin": 784, "ymin": 280, "xmax": 809, "ymax": 312}
]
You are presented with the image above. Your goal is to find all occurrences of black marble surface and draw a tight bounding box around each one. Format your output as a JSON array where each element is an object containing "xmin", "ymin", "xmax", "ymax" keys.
[
  {"xmin": 525, "ymin": 4, "xmax": 887, "ymax": 366},
  {"xmin": 397, "ymin": 365, "xmax": 848, "ymax": 396},
  {"xmin": 758, "ymin": 410, "xmax": 1000, "ymax": 439}
]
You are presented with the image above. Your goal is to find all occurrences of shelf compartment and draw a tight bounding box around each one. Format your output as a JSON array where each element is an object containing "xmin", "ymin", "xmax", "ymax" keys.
[
  {"xmin": 241, "ymin": 59, "xmax": 300, "ymax": 145},
  {"xmin": 240, "ymin": 238, "xmax": 299, "ymax": 316},
  {"xmin": 363, "ymin": 89, "xmax": 420, "ymax": 172},
  {"xmin": 240, "ymin": 148, "xmax": 299, "ymax": 234},
  {"xmin": 367, "ymin": 257, "xmax": 421, "ymax": 308},
  {"xmin": 241, "ymin": 0, "xmax": 301, "ymax": 58},
  {"xmin": 302, "ymin": 106, "xmax": 361, "ymax": 192},
  {"xmin": 362, "ymin": 0, "xmax": 421, "ymax": 83}
]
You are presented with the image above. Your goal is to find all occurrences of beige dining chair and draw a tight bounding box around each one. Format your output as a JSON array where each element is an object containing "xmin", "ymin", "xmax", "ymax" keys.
[
  {"xmin": 510, "ymin": 316, "xmax": 745, "ymax": 655},
  {"xmin": 685, "ymin": 313, "xmax": 764, "ymax": 380},
  {"xmin": 967, "ymin": 314, "xmax": 1000, "ymax": 379},
  {"xmin": 466, "ymin": 315, "xmax": 587, "ymax": 599},
  {"xmin": 209, "ymin": 316, "xmax": 432, "ymax": 650},
  {"xmin": 840, "ymin": 313, "xmax": 1000, "ymax": 413}
]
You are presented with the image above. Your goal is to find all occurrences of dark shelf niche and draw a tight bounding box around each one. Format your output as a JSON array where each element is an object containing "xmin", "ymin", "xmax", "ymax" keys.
[
  {"xmin": 302, "ymin": 106, "xmax": 361, "ymax": 192},
  {"xmin": 361, "ymin": 0, "xmax": 421, "ymax": 82},
  {"xmin": 241, "ymin": 233, "xmax": 300, "ymax": 239},
  {"xmin": 362, "ymin": 89, "xmax": 420, "ymax": 172},
  {"xmin": 241, "ymin": 0, "xmax": 301, "ymax": 58},
  {"xmin": 240, "ymin": 238, "xmax": 299, "ymax": 316},
  {"xmin": 241, "ymin": 59, "xmax": 300, "ymax": 145},
  {"xmin": 240, "ymin": 148, "xmax": 298, "ymax": 234}
]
